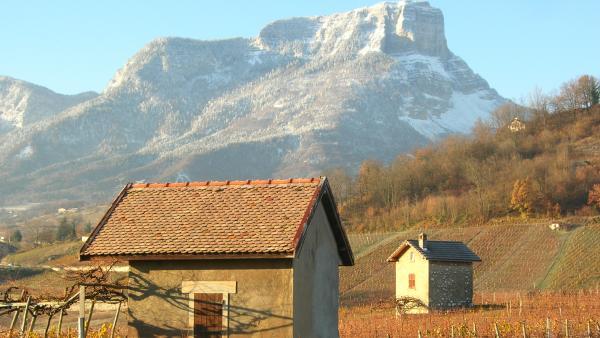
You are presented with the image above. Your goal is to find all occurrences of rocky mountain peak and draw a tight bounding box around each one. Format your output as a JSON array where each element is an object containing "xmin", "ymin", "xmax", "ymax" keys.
[
  {"xmin": 257, "ymin": 1, "xmax": 448, "ymax": 58},
  {"xmin": 395, "ymin": 0, "xmax": 449, "ymax": 56}
]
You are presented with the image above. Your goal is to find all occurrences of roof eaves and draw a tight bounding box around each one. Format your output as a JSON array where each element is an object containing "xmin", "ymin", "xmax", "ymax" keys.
[
  {"xmin": 292, "ymin": 178, "xmax": 325, "ymax": 256},
  {"xmin": 79, "ymin": 183, "xmax": 132, "ymax": 260},
  {"xmin": 320, "ymin": 179, "xmax": 354, "ymax": 266},
  {"xmin": 386, "ymin": 240, "xmax": 419, "ymax": 262},
  {"xmin": 292, "ymin": 177, "xmax": 355, "ymax": 266},
  {"xmin": 80, "ymin": 252, "xmax": 296, "ymax": 262}
]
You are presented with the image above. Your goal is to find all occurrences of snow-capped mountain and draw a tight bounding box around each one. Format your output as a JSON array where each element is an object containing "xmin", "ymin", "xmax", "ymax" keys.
[
  {"xmin": 0, "ymin": 76, "xmax": 96, "ymax": 134},
  {"xmin": 0, "ymin": 0, "xmax": 505, "ymax": 205}
]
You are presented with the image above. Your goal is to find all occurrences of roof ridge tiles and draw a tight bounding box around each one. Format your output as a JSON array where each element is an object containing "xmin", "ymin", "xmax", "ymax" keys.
[{"xmin": 130, "ymin": 177, "xmax": 321, "ymax": 189}]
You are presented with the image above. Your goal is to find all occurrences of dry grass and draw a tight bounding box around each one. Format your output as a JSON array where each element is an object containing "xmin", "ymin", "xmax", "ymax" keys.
[
  {"xmin": 2, "ymin": 241, "xmax": 81, "ymax": 267},
  {"xmin": 340, "ymin": 291, "xmax": 600, "ymax": 337}
]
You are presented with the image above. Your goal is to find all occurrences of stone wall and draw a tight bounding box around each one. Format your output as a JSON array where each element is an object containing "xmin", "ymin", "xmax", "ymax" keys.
[{"xmin": 428, "ymin": 261, "xmax": 473, "ymax": 309}]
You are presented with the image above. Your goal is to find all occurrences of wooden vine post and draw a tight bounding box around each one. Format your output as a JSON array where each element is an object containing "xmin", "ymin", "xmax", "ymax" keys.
[
  {"xmin": 44, "ymin": 313, "xmax": 54, "ymax": 338},
  {"xmin": 9, "ymin": 290, "xmax": 25, "ymax": 334},
  {"xmin": 57, "ymin": 310, "xmax": 64, "ymax": 336},
  {"xmin": 9, "ymin": 307, "xmax": 20, "ymax": 335},
  {"xmin": 26, "ymin": 313, "xmax": 37, "ymax": 336},
  {"xmin": 0, "ymin": 264, "xmax": 126, "ymax": 338},
  {"xmin": 84, "ymin": 299, "xmax": 96, "ymax": 337},
  {"xmin": 20, "ymin": 296, "xmax": 31, "ymax": 334},
  {"xmin": 110, "ymin": 301, "xmax": 122, "ymax": 338},
  {"xmin": 78, "ymin": 285, "xmax": 85, "ymax": 338}
]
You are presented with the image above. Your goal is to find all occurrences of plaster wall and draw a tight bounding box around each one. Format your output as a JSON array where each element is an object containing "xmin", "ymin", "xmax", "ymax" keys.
[
  {"xmin": 293, "ymin": 202, "xmax": 342, "ymax": 338},
  {"xmin": 127, "ymin": 259, "xmax": 293, "ymax": 337},
  {"xmin": 394, "ymin": 246, "xmax": 430, "ymax": 313}
]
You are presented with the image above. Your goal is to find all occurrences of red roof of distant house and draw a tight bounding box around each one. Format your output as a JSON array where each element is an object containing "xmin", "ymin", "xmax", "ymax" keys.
[{"xmin": 80, "ymin": 177, "xmax": 353, "ymax": 265}]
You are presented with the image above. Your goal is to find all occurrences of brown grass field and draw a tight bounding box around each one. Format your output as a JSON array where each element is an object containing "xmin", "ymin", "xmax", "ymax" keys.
[{"xmin": 340, "ymin": 291, "xmax": 600, "ymax": 337}]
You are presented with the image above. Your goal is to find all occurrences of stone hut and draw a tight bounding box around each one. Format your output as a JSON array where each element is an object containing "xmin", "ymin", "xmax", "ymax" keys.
[
  {"xmin": 387, "ymin": 233, "xmax": 480, "ymax": 313},
  {"xmin": 80, "ymin": 177, "xmax": 354, "ymax": 337}
]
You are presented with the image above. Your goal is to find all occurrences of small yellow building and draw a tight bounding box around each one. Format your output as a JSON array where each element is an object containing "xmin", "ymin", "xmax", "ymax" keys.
[{"xmin": 387, "ymin": 233, "xmax": 480, "ymax": 313}]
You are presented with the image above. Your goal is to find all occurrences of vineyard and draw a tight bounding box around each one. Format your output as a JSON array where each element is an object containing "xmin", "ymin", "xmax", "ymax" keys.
[
  {"xmin": 340, "ymin": 221, "xmax": 600, "ymax": 336},
  {"xmin": 340, "ymin": 290, "xmax": 600, "ymax": 337},
  {"xmin": 0, "ymin": 221, "xmax": 597, "ymax": 335}
]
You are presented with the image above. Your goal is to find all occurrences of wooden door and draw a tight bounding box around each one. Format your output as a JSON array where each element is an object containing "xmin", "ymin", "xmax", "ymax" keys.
[{"xmin": 194, "ymin": 293, "xmax": 223, "ymax": 337}]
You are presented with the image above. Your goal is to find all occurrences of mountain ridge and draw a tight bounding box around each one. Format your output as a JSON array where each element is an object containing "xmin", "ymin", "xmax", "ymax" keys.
[
  {"xmin": 0, "ymin": 76, "xmax": 97, "ymax": 133},
  {"xmin": 0, "ymin": 1, "xmax": 505, "ymax": 206}
]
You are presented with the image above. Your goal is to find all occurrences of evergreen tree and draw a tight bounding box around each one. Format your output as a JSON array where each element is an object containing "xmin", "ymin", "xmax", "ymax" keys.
[
  {"xmin": 56, "ymin": 217, "xmax": 76, "ymax": 241},
  {"xmin": 11, "ymin": 229, "xmax": 22, "ymax": 242},
  {"xmin": 83, "ymin": 222, "xmax": 93, "ymax": 234}
]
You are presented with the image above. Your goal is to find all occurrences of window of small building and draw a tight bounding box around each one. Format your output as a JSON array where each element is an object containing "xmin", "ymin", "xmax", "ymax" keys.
[
  {"xmin": 410, "ymin": 252, "xmax": 415, "ymax": 262},
  {"xmin": 182, "ymin": 280, "xmax": 236, "ymax": 338},
  {"xmin": 408, "ymin": 273, "xmax": 416, "ymax": 289}
]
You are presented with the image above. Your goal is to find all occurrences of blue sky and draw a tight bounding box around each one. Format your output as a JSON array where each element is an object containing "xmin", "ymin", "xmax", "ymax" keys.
[{"xmin": 1, "ymin": 0, "xmax": 598, "ymax": 100}]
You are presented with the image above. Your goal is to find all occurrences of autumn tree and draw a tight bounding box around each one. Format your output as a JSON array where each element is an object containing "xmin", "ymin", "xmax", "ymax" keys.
[
  {"xmin": 510, "ymin": 177, "xmax": 542, "ymax": 217},
  {"xmin": 588, "ymin": 184, "xmax": 600, "ymax": 210},
  {"xmin": 554, "ymin": 75, "xmax": 599, "ymax": 112},
  {"xmin": 554, "ymin": 79, "xmax": 580, "ymax": 112},
  {"xmin": 323, "ymin": 167, "xmax": 354, "ymax": 209},
  {"xmin": 577, "ymin": 75, "xmax": 599, "ymax": 109},
  {"xmin": 356, "ymin": 160, "xmax": 384, "ymax": 205},
  {"xmin": 528, "ymin": 86, "xmax": 550, "ymax": 128}
]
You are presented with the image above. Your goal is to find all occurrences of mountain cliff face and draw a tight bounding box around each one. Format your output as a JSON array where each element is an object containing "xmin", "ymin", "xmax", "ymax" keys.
[{"xmin": 0, "ymin": 1, "xmax": 505, "ymax": 205}]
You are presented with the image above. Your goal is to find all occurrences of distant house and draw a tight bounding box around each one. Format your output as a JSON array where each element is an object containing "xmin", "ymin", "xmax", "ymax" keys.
[
  {"xmin": 509, "ymin": 117, "xmax": 526, "ymax": 132},
  {"xmin": 387, "ymin": 233, "xmax": 480, "ymax": 313},
  {"xmin": 80, "ymin": 177, "xmax": 354, "ymax": 337}
]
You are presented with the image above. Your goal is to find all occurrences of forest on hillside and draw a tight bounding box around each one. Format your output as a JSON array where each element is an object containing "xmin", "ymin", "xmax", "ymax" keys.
[{"xmin": 326, "ymin": 75, "xmax": 600, "ymax": 232}]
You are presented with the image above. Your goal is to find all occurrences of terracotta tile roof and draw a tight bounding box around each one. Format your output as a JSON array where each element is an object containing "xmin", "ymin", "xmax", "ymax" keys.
[{"xmin": 80, "ymin": 177, "xmax": 353, "ymax": 264}]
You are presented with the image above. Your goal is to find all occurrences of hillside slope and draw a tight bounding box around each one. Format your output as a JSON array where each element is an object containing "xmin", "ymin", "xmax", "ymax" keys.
[{"xmin": 341, "ymin": 221, "xmax": 600, "ymax": 304}]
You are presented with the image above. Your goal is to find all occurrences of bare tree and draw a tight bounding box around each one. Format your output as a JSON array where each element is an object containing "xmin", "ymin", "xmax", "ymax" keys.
[
  {"xmin": 554, "ymin": 79, "xmax": 580, "ymax": 112},
  {"xmin": 554, "ymin": 75, "xmax": 599, "ymax": 112},
  {"xmin": 577, "ymin": 75, "xmax": 599, "ymax": 109},
  {"xmin": 528, "ymin": 86, "xmax": 550, "ymax": 126},
  {"xmin": 490, "ymin": 102, "xmax": 529, "ymax": 129}
]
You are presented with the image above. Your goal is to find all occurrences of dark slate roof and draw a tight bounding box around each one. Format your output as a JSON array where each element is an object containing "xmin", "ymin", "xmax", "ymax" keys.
[{"xmin": 387, "ymin": 240, "xmax": 481, "ymax": 263}]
